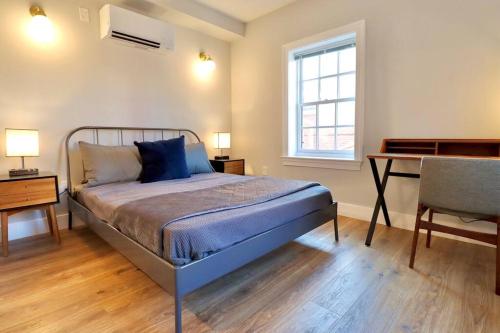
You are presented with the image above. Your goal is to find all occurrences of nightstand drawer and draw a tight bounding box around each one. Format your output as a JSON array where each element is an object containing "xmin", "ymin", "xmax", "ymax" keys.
[
  {"xmin": 0, "ymin": 178, "xmax": 57, "ymax": 210},
  {"xmin": 210, "ymin": 159, "xmax": 245, "ymax": 175},
  {"xmin": 224, "ymin": 164, "xmax": 244, "ymax": 175}
]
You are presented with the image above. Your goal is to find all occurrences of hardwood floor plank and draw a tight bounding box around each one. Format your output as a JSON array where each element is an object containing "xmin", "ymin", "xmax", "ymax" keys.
[
  {"xmin": 0, "ymin": 217, "xmax": 498, "ymax": 333},
  {"xmin": 227, "ymin": 219, "xmax": 371, "ymax": 332}
]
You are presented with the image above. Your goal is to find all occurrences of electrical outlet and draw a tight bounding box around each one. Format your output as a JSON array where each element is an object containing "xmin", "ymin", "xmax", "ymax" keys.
[
  {"xmin": 79, "ymin": 7, "xmax": 90, "ymax": 23},
  {"xmin": 262, "ymin": 166, "xmax": 268, "ymax": 176}
]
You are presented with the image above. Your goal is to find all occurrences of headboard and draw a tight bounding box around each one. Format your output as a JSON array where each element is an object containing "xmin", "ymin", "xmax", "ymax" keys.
[{"xmin": 65, "ymin": 126, "xmax": 201, "ymax": 197}]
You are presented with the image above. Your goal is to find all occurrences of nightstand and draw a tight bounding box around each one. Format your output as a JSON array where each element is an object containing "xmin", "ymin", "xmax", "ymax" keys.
[
  {"xmin": 0, "ymin": 172, "xmax": 60, "ymax": 256},
  {"xmin": 210, "ymin": 159, "xmax": 245, "ymax": 175}
]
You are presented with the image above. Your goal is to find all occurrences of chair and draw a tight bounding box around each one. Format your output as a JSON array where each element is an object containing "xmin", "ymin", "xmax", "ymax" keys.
[{"xmin": 409, "ymin": 157, "xmax": 500, "ymax": 295}]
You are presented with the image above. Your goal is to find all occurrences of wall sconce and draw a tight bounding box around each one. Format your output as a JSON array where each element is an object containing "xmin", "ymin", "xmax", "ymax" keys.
[
  {"xmin": 199, "ymin": 52, "xmax": 216, "ymax": 71},
  {"xmin": 28, "ymin": 5, "xmax": 55, "ymax": 43},
  {"xmin": 196, "ymin": 51, "xmax": 216, "ymax": 79}
]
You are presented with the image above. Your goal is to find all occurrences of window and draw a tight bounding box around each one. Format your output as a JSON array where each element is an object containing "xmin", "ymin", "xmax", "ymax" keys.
[
  {"xmin": 282, "ymin": 21, "xmax": 365, "ymax": 170},
  {"xmin": 297, "ymin": 43, "xmax": 356, "ymax": 155}
]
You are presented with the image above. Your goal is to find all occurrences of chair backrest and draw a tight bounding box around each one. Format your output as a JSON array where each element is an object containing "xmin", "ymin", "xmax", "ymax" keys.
[{"xmin": 419, "ymin": 157, "xmax": 499, "ymax": 217}]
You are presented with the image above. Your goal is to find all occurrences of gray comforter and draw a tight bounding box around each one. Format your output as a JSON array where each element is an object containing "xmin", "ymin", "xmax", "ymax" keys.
[{"xmin": 110, "ymin": 176, "xmax": 320, "ymax": 257}]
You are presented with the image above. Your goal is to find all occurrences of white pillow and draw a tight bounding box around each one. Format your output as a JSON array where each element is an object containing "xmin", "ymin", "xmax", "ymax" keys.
[{"xmin": 79, "ymin": 141, "xmax": 142, "ymax": 187}]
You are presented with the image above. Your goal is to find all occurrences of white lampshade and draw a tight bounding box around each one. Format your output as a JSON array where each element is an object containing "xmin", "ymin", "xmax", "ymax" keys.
[
  {"xmin": 5, "ymin": 129, "xmax": 39, "ymax": 157},
  {"xmin": 213, "ymin": 132, "xmax": 231, "ymax": 149}
]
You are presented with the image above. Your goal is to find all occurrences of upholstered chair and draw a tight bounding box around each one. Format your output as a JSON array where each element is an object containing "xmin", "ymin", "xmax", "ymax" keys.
[{"xmin": 409, "ymin": 157, "xmax": 500, "ymax": 295}]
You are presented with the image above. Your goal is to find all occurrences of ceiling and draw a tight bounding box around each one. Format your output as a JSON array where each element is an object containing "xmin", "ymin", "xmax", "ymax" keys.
[
  {"xmin": 112, "ymin": 0, "xmax": 298, "ymax": 41},
  {"xmin": 194, "ymin": 0, "xmax": 297, "ymax": 22}
]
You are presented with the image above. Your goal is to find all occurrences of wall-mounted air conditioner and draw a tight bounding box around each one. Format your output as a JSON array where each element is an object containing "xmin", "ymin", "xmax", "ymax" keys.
[{"xmin": 99, "ymin": 4, "xmax": 174, "ymax": 52}]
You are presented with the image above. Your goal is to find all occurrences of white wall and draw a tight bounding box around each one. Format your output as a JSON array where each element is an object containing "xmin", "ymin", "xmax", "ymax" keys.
[
  {"xmin": 0, "ymin": 0, "xmax": 231, "ymax": 239},
  {"xmin": 231, "ymin": 0, "xmax": 500, "ymax": 237},
  {"xmin": 2, "ymin": 0, "xmax": 499, "ymax": 243}
]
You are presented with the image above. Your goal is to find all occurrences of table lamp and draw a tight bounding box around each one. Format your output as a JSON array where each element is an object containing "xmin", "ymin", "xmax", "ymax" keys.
[
  {"xmin": 5, "ymin": 129, "xmax": 40, "ymax": 176},
  {"xmin": 213, "ymin": 132, "xmax": 230, "ymax": 160}
]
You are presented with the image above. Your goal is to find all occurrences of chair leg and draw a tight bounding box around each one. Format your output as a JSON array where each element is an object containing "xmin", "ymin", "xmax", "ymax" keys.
[
  {"xmin": 496, "ymin": 220, "xmax": 499, "ymax": 296},
  {"xmin": 409, "ymin": 211, "xmax": 423, "ymax": 269},
  {"xmin": 426, "ymin": 209, "xmax": 434, "ymax": 248}
]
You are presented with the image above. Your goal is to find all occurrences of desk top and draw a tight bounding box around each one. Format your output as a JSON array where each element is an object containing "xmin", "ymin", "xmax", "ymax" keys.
[
  {"xmin": 368, "ymin": 138, "xmax": 500, "ymax": 161},
  {"xmin": 367, "ymin": 153, "xmax": 427, "ymax": 160},
  {"xmin": 367, "ymin": 153, "xmax": 500, "ymax": 161}
]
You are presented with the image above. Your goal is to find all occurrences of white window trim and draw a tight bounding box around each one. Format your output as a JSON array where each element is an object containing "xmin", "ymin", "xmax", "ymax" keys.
[{"xmin": 281, "ymin": 20, "xmax": 366, "ymax": 171}]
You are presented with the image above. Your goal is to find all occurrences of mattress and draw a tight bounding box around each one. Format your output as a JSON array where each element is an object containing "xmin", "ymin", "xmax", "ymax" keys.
[{"xmin": 77, "ymin": 173, "xmax": 333, "ymax": 265}]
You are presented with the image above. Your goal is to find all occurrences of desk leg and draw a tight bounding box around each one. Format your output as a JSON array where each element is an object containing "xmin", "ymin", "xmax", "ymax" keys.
[{"xmin": 365, "ymin": 158, "xmax": 393, "ymax": 246}]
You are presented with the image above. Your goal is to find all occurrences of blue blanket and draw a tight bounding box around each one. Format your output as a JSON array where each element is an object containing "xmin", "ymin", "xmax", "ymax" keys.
[{"xmin": 110, "ymin": 176, "xmax": 322, "ymax": 259}]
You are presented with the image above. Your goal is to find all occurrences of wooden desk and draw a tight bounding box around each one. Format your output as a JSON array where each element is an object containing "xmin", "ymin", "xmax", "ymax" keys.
[{"xmin": 365, "ymin": 139, "xmax": 500, "ymax": 246}]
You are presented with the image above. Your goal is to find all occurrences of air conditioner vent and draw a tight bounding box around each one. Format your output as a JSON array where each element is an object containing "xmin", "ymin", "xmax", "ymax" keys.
[{"xmin": 111, "ymin": 31, "xmax": 160, "ymax": 48}]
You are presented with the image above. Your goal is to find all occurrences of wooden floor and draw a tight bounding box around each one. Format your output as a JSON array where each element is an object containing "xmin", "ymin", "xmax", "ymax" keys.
[{"xmin": 1, "ymin": 217, "xmax": 499, "ymax": 333}]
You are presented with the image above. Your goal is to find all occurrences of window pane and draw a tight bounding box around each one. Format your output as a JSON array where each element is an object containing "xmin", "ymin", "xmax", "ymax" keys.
[
  {"xmin": 302, "ymin": 56, "xmax": 319, "ymax": 80},
  {"xmin": 302, "ymin": 105, "xmax": 316, "ymax": 127},
  {"xmin": 302, "ymin": 128, "xmax": 316, "ymax": 150},
  {"xmin": 320, "ymin": 52, "xmax": 338, "ymax": 76},
  {"xmin": 337, "ymin": 101, "xmax": 355, "ymax": 126},
  {"xmin": 318, "ymin": 103, "xmax": 335, "ymax": 126},
  {"xmin": 318, "ymin": 128, "xmax": 335, "ymax": 150},
  {"xmin": 339, "ymin": 74, "xmax": 355, "ymax": 98},
  {"xmin": 339, "ymin": 47, "xmax": 356, "ymax": 73},
  {"xmin": 336, "ymin": 126, "xmax": 355, "ymax": 151},
  {"xmin": 303, "ymin": 79, "xmax": 318, "ymax": 103},
  {"xmin": 320, "ymin": 77, "xmax": 337, "ymax": 100}
]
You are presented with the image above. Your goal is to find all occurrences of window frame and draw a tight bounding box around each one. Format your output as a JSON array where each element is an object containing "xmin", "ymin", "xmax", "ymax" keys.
[
  {"xmin": 281, "ymin": 20, "xmax": 365, "ymax": 170},
  {"xmin": 296, "ymin": 42, "xmax": 356, "ymax": 158}
]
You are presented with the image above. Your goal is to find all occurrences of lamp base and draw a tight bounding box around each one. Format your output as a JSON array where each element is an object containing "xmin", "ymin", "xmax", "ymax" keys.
[
  {"xmin": 214, "ymin": 155, "xmax": 230, "ymax": 160},
  {"xmin": 9, "ymin": 168, "xmax": 39, "ymax": 177}
]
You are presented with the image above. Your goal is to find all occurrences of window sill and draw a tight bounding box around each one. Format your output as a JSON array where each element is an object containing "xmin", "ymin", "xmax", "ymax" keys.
[{"xmin": 281, "ymin": 155, "xmax": 362, "ymax": 170}]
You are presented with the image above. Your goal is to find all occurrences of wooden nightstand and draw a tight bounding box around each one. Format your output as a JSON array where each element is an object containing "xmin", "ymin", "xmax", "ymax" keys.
[
  {"xmin": 210, "ymin": 159, "xmax": 245, "ymax": 175},
  {"xmin": 0, "ymin": 172, "xmax": 60, "ymax": 256}
]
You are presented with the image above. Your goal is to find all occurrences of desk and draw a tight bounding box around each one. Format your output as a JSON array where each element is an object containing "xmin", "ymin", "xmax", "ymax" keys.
[{"xmin": 365, "ymin": 139, "xmax": 500, "ymax": 246}]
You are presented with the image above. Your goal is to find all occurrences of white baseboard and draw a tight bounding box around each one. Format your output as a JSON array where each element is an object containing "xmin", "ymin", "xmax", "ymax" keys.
[
  {"xmin": 338, "ymin": 201, "xmax": 496, "ymax": 247},
  {"xmin": 4, "ymin": 202, "xmax": 496, "ymax": 247}
]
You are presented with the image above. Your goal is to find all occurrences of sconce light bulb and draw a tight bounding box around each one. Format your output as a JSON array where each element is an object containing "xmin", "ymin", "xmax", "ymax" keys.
[
  {"xmin": 196, "ymin": 52, "xmax": 216, "ymax": 79},
  {"xmin": 205, "ymin": 59, "xmax": 216, "ymax": 71},
  {"xmin": 28, "ymin": 6, "xmax": 55, "ymax": 43}
]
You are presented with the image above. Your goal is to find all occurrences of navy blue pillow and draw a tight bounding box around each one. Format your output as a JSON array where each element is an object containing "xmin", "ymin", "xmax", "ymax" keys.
[{"xmin": 134, "ymin": 136, "xmax": 191, "ymax": 183}]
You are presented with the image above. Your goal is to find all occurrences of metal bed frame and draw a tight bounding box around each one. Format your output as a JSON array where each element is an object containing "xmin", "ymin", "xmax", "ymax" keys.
[{"xmin": 65, "ymin": 126, "xmax": 338, "ymax": 333}]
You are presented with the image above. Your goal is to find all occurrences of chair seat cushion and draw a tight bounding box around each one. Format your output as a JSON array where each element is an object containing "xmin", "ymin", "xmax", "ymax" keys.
[{"xmin": 430, "ymin": 205, "xmax": 495, "ymax": 221}]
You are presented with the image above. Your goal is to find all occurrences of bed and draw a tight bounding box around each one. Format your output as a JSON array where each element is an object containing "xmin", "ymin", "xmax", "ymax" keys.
[{"xmin": 65, "ymin": 126, "xmax": 338, "ymax": 333}]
